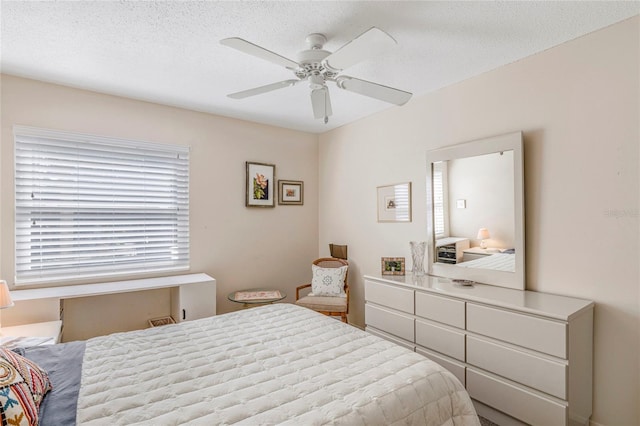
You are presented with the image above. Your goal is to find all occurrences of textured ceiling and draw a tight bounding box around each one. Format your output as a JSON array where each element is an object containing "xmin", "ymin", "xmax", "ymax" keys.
[{"xmin": 1, "ymin": 1, "xmax": 638, "ymax": 134}]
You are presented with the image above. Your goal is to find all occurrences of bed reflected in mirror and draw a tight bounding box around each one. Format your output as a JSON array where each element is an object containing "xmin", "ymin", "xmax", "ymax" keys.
[{"xmin": 426, "ymin": 132, "xmax": 525, "ymax": 290}]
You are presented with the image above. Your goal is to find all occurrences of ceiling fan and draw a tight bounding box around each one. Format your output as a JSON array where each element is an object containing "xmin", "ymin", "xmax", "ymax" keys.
[{"xmin": 220, "ymin": 27, "xmax": 412, "ymax": 124}]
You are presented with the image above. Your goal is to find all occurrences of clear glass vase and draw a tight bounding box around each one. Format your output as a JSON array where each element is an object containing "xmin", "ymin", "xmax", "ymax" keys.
[{"xmin": 410, "ymin": 241, "xmax": 426, "ymax": 276}]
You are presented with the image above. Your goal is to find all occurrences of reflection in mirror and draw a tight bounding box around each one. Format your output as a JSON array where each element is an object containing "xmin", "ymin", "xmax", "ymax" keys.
[
  {"xmin": 433, "ymin": 151, "xmax": 515, "ymax": 271},
  {"xmin": 426, "ymin": 132, "xmax": 524, "ymax": 290}
]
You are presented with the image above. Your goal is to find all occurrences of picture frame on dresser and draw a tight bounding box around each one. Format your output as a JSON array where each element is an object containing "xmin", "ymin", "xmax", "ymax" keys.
[{"xmin": 381, "ymin": 257, "xmax": 405, "ymax": 275}]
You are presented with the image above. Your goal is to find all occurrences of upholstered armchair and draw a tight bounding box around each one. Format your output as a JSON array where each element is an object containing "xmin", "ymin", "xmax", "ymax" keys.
[{"xmin": 295, "ymin": 257, "xmax": 349, "ymax": 323}]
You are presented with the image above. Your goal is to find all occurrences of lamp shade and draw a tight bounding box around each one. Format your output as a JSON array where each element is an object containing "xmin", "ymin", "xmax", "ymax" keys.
[
  {"xmin": 0, "ymin": 280, "xmax": 14, "ymax": 309},
  {"xmin": 477, "ymin": 228, "xmax": 491, "ymax": 240}
]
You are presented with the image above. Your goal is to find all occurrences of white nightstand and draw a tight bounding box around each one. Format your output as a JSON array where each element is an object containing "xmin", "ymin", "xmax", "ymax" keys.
[
  {"xmin": 0, "ymin": 320, "xmax": 63, "ymax": 348},
  {"xmin": 462, "ymin": 247, "xmax": 496, "ymax": 262}
]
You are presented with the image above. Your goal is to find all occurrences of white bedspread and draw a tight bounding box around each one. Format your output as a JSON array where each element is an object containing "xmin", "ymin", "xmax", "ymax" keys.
[
  {"xmin": 77, "ymin": 304, "xmax": 479, "ymax": 425},
  {"xmin": 457, "ymin": 253, "xmax": 515, "ymax": 272}
]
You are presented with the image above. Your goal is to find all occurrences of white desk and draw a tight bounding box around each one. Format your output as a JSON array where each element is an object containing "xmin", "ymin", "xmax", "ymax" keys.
[
  {"xmin": 1, "ymin": 320, "xmax": 63, "ymax": 348},
  {"xmin": 11, "ymin": 273, "xmax": 214, "ymax": 302},
  {"xmin": 8, "ymin": 273, "xmax": 216, "ymax": 341}
]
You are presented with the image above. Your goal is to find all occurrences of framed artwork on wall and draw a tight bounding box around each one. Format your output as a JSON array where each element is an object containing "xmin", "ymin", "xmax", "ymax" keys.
[
  {"xmin": 381, "ymin": 257, "xmax": 405, "ymax": 276},
  {"xmin": 246, "ymin": 162, "xmax": 276, "ymax": 207},
  {"xmin": 377, "ymin": 182, "xmax": 412, "ymax": 222},
  {"xmin": 278, "ymin": 180, "xmax": 304, "ymax": 205}
]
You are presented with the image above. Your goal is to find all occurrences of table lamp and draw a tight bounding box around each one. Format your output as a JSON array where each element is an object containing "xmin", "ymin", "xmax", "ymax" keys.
[
  {"xmin": 477, "ymin": 228, "xmax": 490, "ymax": 249},
  {"xmin": 0, "ymin": 280, "xmax": 14, "ymax": 333}
]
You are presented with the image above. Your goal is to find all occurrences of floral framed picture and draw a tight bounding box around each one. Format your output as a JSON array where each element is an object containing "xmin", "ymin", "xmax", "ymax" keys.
[
  {"xmin": 278, "ymin": 180, "xmax": 304, "ymax": 205},
  {"xmin": 246, "ymin": 162, "xmax": 276, "ymax": 207},
  {"xmin": 381, "ymin": 257, "xmax": 405, "ymax": 276}
]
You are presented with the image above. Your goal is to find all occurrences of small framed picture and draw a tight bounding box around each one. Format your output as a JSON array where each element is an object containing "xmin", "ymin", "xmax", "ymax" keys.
[
  {"xmin": 246, "ymin": 162, "xmax": 276, "ymax": 207},
  {"xmin": 381, "ymin": 257, "xmax": 405, "ymax": 276},
  {"xmin": 377, "ymin": 182, "xmax": 412, "ymax": 222},
  {"xmin": 278, "ymin": 180, "xmax": 304, "ymax": 205}
]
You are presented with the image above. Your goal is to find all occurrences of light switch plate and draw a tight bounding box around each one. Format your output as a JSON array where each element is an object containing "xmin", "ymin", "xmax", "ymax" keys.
[{"xmin": 456, "ymin": 199, "xmax": 466, "ymax": 209}]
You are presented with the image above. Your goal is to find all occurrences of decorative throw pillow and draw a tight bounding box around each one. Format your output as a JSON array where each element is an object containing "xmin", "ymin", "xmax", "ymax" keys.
[
  {"xmin": 0, "ymin": 348, "xmax": 52, "ymax": 426},
  {"xmin": 311, "ymin": 265, "xmax": 348, "ymax": 296}
]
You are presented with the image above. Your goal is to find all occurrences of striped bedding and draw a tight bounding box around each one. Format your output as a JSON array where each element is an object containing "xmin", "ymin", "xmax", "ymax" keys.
[{"xmin": 458, "ymin": 253, "xmax": 515, "ymax": 272}]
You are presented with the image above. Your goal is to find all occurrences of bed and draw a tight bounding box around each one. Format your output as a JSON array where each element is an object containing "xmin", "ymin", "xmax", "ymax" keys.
[
  {"xmin": 457, "ymin": 252, "xmax": 515, "ymax": 272},
  {"xmin": 18, "ymin": 303, "xmax": 479, "ymax": 425}
]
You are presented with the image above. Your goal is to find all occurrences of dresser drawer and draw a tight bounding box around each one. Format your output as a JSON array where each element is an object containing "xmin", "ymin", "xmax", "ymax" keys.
[
  {"xmin": 415, "ymin": 291, "xmax": 465, "ymax": 328},
  {"xmin": 467, "ymin": 368, "xmax": 567, "ymax": 426},
  {"xmin": 416, "ymin": 346, "xmax": 466, "ymax": 386},
  {"xmin": 364, "ymin": 280, "xmax": 414, "ymax": 314},
  {"xmin": 467, "ymin": 303, "xmax": 567, "ymax": 358},
  {"xmin": 366, "ymin": 327, "xmax": 415, "ymax": 351},
  {"xmin": 467, "ymin": 335, "xmax": 567, "ymax": 399},
  {"xmin": 415, "ymin": 319, "xmax": 465, "ymax": 361},
  {"xmin": 365, "ymin": 304, "xmax": 414, "ymax": 342}
]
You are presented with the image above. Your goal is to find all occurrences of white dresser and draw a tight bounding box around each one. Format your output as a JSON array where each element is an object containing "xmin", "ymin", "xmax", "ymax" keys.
[{"xmin": 364, "ymin": 274, "xmax": 594, "ymax": 426}]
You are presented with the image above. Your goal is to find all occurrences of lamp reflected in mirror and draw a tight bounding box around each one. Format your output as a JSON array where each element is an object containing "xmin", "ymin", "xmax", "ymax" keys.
[{"xmin": 477, "ymin": 228, "xmax": 490, "ymax": 249}]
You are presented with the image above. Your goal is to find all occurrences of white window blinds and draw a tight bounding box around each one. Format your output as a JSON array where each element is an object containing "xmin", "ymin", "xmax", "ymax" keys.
[
  {"xmin": 14, "ymin": 126, "xmax": 190, "ymax": 284},
  {"xmin": 432, "ymin": 161, "xmax": 448, "ymax": 238}
]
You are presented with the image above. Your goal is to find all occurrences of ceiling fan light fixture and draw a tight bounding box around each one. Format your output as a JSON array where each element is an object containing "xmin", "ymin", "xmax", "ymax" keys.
[
  {"xmin": 309, "ymin": 74, "xmax": 324, "ymax": 90},
  {"xmin": 311, "ymin": 87, "xmax": 332, "ymax": 122}
]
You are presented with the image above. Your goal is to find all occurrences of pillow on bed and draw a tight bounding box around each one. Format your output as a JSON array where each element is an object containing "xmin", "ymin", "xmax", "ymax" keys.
[
  {"xmin": 311, "ymin": 265, "xmax": 347, "ymax": 296},
  {"xmin": 0, "ymin": 347, "xmax": 52, "ymax": 426}
]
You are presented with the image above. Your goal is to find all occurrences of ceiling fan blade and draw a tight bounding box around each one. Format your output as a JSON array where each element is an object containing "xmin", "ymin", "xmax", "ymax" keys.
[
  {"xmin": 221, "ymin": 37, "xmax": 299, "ymax": 70},
  {"xmin": 336, "ymin": 76, "xmax": 412, "ymax": 105},
  {"xmin": 228, "ymin": 79, "xmax": 301, "ymax": 99},
  {"xmin": 311, "ymin": 87, "xmax": 333, "ymax": 121},
  {"xmin": 323, "ymin": 27, "xmax": 397, "ymax": 71}
]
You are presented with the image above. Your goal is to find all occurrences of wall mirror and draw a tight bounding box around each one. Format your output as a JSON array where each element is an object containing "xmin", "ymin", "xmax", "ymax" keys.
[{"xmin": 426, "ymin": 132, "xmax": 525, "ymax": 290}]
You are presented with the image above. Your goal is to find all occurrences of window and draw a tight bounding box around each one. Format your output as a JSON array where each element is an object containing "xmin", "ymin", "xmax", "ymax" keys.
[
  {"xmin": 432, "ymin": 161, "xmax": 449, "ymax": 238},
  {"xmin": 14, "ymin": 126, "xmax": 189, "ymax": 284}
]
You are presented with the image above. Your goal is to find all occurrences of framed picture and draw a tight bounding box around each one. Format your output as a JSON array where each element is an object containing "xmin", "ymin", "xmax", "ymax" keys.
[
  {"xmin": 381, "ymin": 257, "xmax": 405, "ymax": 276},
  {"xmin": 278, "ymin": 180, "xmax": 304, "ymax": 205},
  {"xmin": 246, "ymin": 162, "xmax": 276, "ymax": 207},
  {"xmin": 377, "ymin": 182, "xmax": 412, "ymax": 222}
]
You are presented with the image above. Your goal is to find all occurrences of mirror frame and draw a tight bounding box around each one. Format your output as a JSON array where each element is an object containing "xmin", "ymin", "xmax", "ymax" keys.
[{"xmin": 426, "ymin": 131, "xmax": 525, "ymax": 290}]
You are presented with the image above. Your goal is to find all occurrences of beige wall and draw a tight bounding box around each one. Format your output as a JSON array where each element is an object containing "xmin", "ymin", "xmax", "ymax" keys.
[
  {"xmin": 319, "ymin": 17, "xmax": 639, "ymax": 426},
  {"xmin": 0, "ymin": 74, "xmax": 319, "ymax": 328}
]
